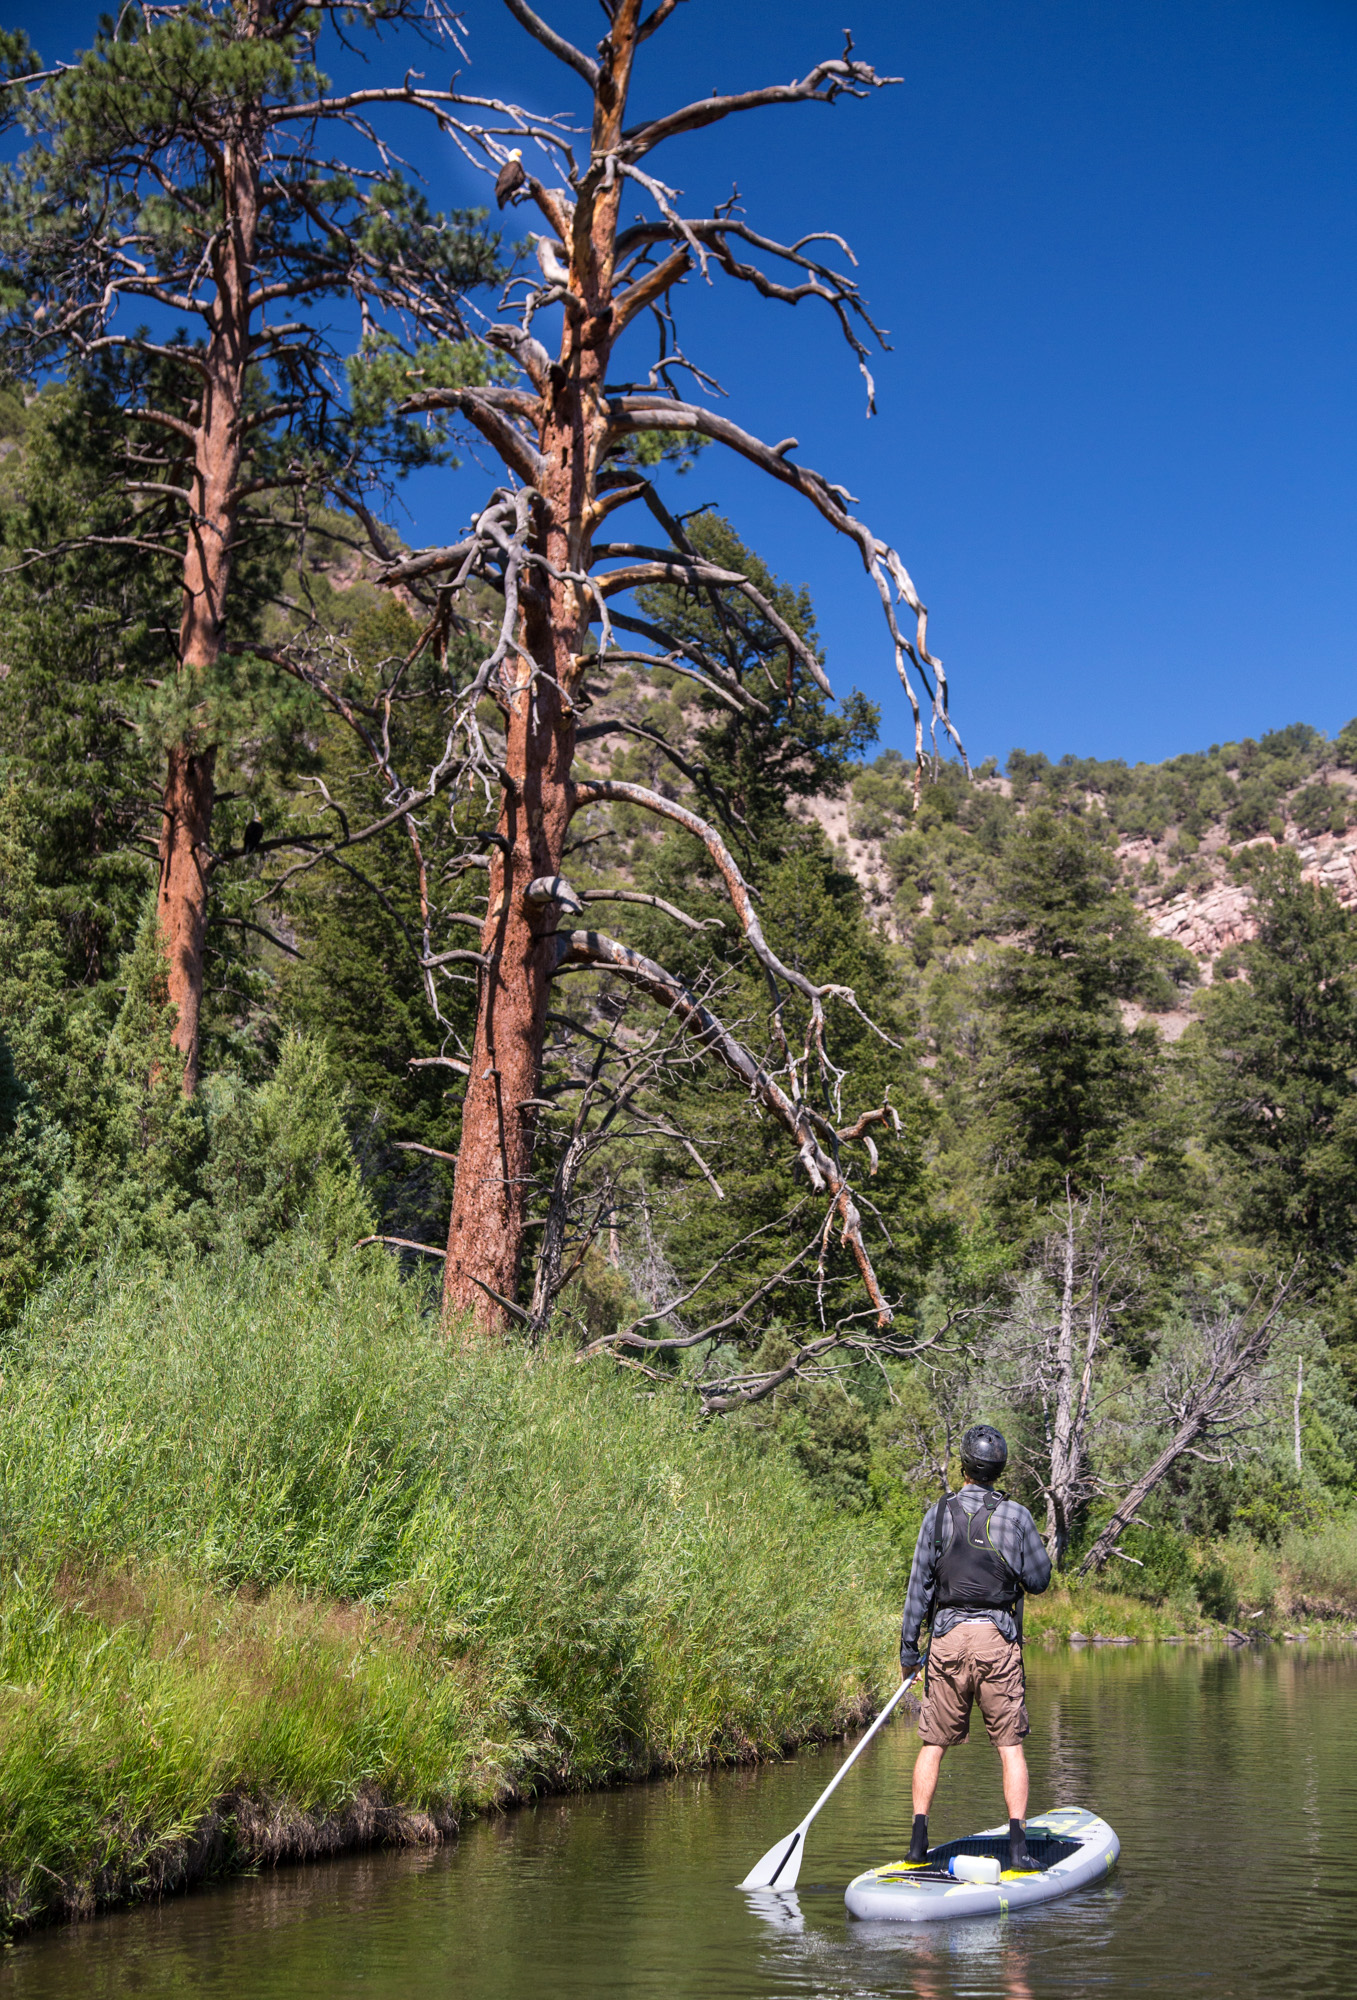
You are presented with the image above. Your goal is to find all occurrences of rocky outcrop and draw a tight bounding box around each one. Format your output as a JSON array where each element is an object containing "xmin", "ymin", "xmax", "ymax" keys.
[
  {"xmin": 1145, "ymin": 879, "xmax": 1256, "ymax": 965},
  {"xmin": 1139, "ymin": 826, "xmax": 1357, "ymax": 973},
  {"xmin": 797, "ymin": 775, "xmax": 1357, "ymax": 986},
  {"xmin": 1298, "ymin": 829, "xmax": 1357, "ymax": 904}
]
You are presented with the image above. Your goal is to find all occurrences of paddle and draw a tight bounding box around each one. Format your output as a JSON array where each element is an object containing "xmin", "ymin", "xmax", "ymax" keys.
[{"xmin": 738, "ymin": 1664, "xmax": 923, "ymax": 1891}]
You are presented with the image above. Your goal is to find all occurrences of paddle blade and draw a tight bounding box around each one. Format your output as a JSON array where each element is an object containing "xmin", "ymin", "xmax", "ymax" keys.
[{"xmin": 739, "ymin": 1824, "xmax": 804, "ymax": 1891}]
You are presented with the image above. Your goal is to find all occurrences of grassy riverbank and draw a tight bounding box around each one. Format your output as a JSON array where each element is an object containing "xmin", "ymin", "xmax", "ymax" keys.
[
  {"xmin": 0, "ymin": 1239, "xmax": 900, "ymax": 1934},
  {"xmin": 1023, "ymin": 1549, "xmax": 1357, "ymax": 1643},
  {"xmin": 3, "ymin": 1235, "xmax": 1354, "ymax": 1936},
  {"xmin": 1024, "ymin": 1585, "xmax": 1197, "ymax": 1642}
]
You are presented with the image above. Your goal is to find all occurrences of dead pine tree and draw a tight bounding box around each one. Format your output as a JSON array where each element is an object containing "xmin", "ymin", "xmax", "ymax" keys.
[
  {"xmin": 1035, "ymin": 1188, "xmax": 1133, "ymax": 1566},
  {"xmin": 0, "ymin": 2, "xmax": 495, "ymax": 1089},
  {"xmin": 986, "ymin": 1190, "xmax": 1155, "ymax": 1565},
  {"xmin": 360, "ymin": 0, "xmax": 964, "ymax": 1338},
  {"xmin": 1078, "ymin": 1274, "xmax": 1298, "ymax": 1576}
]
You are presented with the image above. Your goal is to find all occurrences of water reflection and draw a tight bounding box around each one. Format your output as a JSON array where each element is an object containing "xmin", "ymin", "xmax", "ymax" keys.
[
  {"xmin": 890, "ymin": 1927, "xmax": 1035, "ymax": 2000},
  {"xmin": 764, "ymin": 1911, "xmax": 1046, "ymax": 2000},
  {"xmin": 743, "ymin": 1887, "xmax": 805, "ymax": 1934},
  {"xmin": 5, "ymin": 1645, "xmax": 1357, "ymax": 1999}
]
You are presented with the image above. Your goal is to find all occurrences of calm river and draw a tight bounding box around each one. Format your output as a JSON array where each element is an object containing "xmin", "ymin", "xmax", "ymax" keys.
[{"xmin": 6, "ymin": 1645, "xmax": 1356, "ymax": 1998}]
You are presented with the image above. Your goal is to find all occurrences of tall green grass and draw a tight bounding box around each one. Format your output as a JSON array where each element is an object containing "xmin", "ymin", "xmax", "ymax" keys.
[
  {"xmin": 0, "ymin": 1237, "xmax": 898, "ymax": 1929},
  {"xmin": 1279, "ymin": 1517, "xmax": 1357, "ymax": 1613}
]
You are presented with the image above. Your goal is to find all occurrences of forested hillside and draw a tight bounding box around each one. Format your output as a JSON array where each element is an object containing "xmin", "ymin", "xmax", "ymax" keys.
[
  {"xmin": 830, "ymin": 721, "xmax": 1357, "ymax": 970},
  {"xmin": 5, "ymin": 359, "xmax": 1357, "ymax": 1605}
]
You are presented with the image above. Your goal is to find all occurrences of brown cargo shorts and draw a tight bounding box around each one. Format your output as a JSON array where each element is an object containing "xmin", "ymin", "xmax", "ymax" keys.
[{"xmin": 918, "ymin": 1618, "xmax": 1029, "ymax": 1748}]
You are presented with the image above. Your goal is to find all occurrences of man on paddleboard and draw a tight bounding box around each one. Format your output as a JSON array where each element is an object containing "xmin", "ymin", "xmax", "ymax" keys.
[{"xmin": 898, "ymin": 1424, "xmax": 1051, "ymax": 1869}]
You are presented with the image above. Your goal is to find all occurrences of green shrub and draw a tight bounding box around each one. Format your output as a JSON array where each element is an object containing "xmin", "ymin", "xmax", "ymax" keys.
[
  {"xmin": 1292, "ymin": 779, "xmax": 1347, "ymax": 836},
  {"xmin": 0, "ymin": 1038, "xmax": 79, "ymax": 1326},
  {"xmin": 1228, "ymin": 780, "xmax": 1277, "ymax": 840},
  {"xmin": 1195, "ymin": 1561, "xmax": 1239, "ymax": 1625},
  {"xmin": 1279, "ymin": 1517, "xmax": 1357, "ymax": 1613},
  {"xmin": 1114, "ymin": 1524, "xmax": 1195, "ymax": 1601},
  {"xmin": 1231, "ymin": 1465, "xmax": 1326, "ymax": 1544},
  {"xmin": 200, "ymin": 1030, "xmax": 374, "ymax": 1252},
  {"xmin": 1203, "ymin": 1538, "xmax": 1279, "ymax": 1622}
]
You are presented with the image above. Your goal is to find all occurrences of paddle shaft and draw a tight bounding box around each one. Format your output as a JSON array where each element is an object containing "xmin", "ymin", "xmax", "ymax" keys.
[
  {"xmin": 744, "ymin": 1667, "xmax": 922, "ymax": 1888},
  {"xmin": 793, "ymin": 1671, "xmax": 917, "ymax": 1835}
]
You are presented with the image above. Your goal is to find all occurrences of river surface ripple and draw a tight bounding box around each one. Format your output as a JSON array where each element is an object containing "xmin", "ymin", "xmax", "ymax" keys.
[{"xmin": 6, "ymin": 1644, "xmax": 1357, "ymax": 1998}]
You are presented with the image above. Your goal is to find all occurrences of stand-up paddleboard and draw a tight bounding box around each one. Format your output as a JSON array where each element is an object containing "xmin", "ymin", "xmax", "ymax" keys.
[{"xmin": 845, "ymin": 1806, "xmax": 1118, "ymax": 1923}]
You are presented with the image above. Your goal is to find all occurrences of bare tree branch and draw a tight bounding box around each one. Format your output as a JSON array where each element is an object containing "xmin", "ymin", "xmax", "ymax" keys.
[
  {"xmin": 554, "ymin": 926, "xmax": 893, "ymax": 1323},
  {"xmin": 1079, "ymin": 1272, "xmax": 1299, "ymax": 1575},
  {"xmin": 619, "ymin": 50, "xmax": 900, "ymax": 161},
  {"xmin": 498, "ymin": 0, "xmax": 599, "ymax": 86},
  {"xmin": 357, "ymin": 1234, "xmax": 447, "ymax": 1257}
]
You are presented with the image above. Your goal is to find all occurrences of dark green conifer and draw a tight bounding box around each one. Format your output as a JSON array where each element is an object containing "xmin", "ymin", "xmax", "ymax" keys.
[
  {"xmin": 0, "ymin": 0, "xmax": 497, "ymax": 1088},
  {"xmin": 1201, "ymin": 849, "xmax": 1357, "ymax": 1375},
  {"xmin": 981, "ymin": 808, "xmax": 1176, "ymax": 1219},
  {"xmin": 629, "ymin": 510, "xmax": 877, "ymax": 852}
]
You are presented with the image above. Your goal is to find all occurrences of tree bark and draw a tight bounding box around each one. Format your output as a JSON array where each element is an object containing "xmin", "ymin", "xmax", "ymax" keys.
[
  {"xmin": 441, "ymin": 1, "xmax": 642, "ymax": 1331},
  {"xmin": 156, "ymin": 96, "xmax": 261, "ymax": 1090},
  {"xmin": 156, "ymin": 741, "xmax": 217, "ymax": 1093},
  {"xmin": 1044, "ymin": 1211, "xmax": 1078, "ymax": 1565},
  {"xmin": 440, "ymin": 626, "xmax": 577, "ymax": 1326}
]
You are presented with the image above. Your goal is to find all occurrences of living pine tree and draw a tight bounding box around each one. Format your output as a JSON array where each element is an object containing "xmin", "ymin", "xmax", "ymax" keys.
[
  {"xmin": 0, "ymin": 777, "xmax": 374, "ymax": 1319},
  {"xmin": 627, "ymin": 839, "xmax": 945, "ymax": 1356},
  {"xmin": 0, "ymin": 2, "xmax": 496, "ymax": 1090},
  {"xmin": 0, "ymin": 798, "xmax": 83, "ymax": 1322},
  {"xmin": 0, "ymin": 383, "xmax": 171, "ymax": 996},
  {"xmin": 980, "ymin": 808, "xmax": 1178, "ymax": 1224},
  {"xmin": 627, "ymin": 510, "xmax": 879, "ymax": 852},
  {"xmin": 275, "ymin": 596, "xmax": 491, "ymax": 1251},
  {"xmin": 1201, "ymin": 848, "xmax": 1357, "ymax": 1376},
  {"xmin": 0, "ymin": 790, "xmax": 200, "ymax": 1300}
]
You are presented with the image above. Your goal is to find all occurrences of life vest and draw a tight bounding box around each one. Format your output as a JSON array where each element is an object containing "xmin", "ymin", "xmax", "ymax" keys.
[{"xmin": 932, "ymin": 1489, "xmax": 1020, "ymax": 1620}]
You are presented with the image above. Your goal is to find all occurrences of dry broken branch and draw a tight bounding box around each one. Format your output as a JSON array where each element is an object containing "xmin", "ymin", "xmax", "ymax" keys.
[{"xmin": 1079, "ymin": 1271, "xmax": 1299, "ymax": 1575}]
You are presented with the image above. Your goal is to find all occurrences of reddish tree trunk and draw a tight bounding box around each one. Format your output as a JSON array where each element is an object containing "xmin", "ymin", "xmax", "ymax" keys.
[
  {"xmin": 441, "ymin": 2, "xmax": 641, "ymax": 1330},
  {"xmin": 441, "ymin": 626, "xmax": 576, "ymax": 1324},
  {"xmin": 157, "ymin": 124, "xmax": 259, "ymax": 1091},
  {"xmin": 156, "ymin": 741, "xmax": 217, "ymax": 1094}
]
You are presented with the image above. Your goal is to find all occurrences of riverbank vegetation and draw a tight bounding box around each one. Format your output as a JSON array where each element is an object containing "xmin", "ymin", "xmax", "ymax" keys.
[
  {"xmin": 3, "ymin": 0, "xmax": 1357, "ymax": 1940},
  {"xmin": 0, "ymin": 1239, "xmax": 896, "ymax": 1933}
]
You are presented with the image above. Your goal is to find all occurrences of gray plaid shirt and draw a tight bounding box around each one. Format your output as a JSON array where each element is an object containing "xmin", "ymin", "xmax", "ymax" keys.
[{"xmin": 900, "ymin": 1484, "xmax": 1052, "ymax": 1655}]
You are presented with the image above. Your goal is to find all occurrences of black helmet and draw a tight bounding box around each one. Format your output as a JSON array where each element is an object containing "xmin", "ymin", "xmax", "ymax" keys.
[{"xmin": 960, "ymin": 1424, "xmax": 1008, "ymax": 1485}]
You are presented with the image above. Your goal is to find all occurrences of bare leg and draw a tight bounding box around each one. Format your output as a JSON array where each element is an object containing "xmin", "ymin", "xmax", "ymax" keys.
[
  {"xmin": 912, "ymin": 1743, "xmax": 946, "ymax": 1816},
  {"xmin": 998, "ymin": 1744, "xmax": 1029, "ymax": 1821}
]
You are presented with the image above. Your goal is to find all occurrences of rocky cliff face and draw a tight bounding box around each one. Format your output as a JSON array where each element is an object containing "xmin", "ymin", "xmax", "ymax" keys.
[
  {"xmin": 805, "ymin": 772, "xmax": 1357, "ymax": 987},
  {"xmin": 1140, "ymin": 823, "xmax": 1357, "ymax": 973}
]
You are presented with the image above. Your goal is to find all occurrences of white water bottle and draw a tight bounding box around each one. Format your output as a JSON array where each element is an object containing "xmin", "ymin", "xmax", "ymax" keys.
[{"xmin": 948, "ymin": 1853, "xmax": 1002, "ymax": 1885}]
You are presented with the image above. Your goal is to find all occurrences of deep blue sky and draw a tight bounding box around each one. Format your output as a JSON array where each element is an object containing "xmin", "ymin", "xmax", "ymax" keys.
[{"xmin": 12, "ymin": 1, "xmax": 1357, "ymax": 767}]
